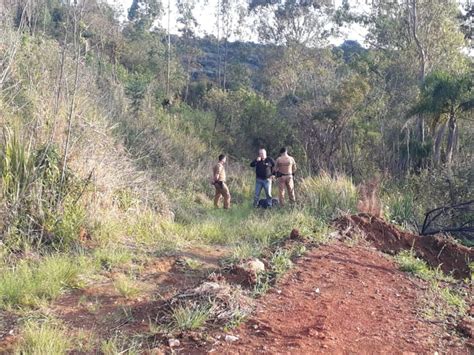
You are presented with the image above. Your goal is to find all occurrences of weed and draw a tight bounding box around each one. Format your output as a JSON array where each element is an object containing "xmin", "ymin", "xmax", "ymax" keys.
[
  {"xmin": 224, "ymin": 310, "xmax": 247, "ymax": 331},
  {"xmin": 113, "ymin": 276, "xmax": 141, "ymax": 299},
  {"xmin": 252, "ymin": 273, "xmax": 271, "ymax": 298},
  {"xmin": 94, "ymin": 245, "xmax": 132, "ymax": 271},
  {"xmin": 343, "ymin": 231, "xmax": 367, "ymax": 248},
  {"xmin": 15, "ymin": 320, "xmax": 71, "ymax": 355},
  {"xmin": 271, "ymin": 248, "xmax": 293, "ymax": 279},
  {"xmin": 289, "ymin": 244, "xmax": 307, "ymax": 258},
  {"xmin": 0, "ymin": 255, "xmax": 85, "ymax": 309},
  {"xmin": 170, "ymin": 303, "xmax": 210, "ymax": 331},
  {"xmin": 438, "ymin": 284, "xmax": 468, "ymax": 315},
  {"xmin": 383, "ymin": 191, "xmax": 418, "ymax": 230},
  {"xmin": 225, "ymin": 242, "xmax": 264, "ymax": 265},
  {"xmin": 420, "ymin": 283, "xmax": 468, "ymax": 321},
  {"xmin": 78, "ymin": 295, "xmax": 102, "ymax": 314},
  {"xmin": 395, "ymin": 250, "xmax": 467, "ymax": 322},
  {"xmin": 181, "ymin": 257, "xmax": 203, "ymax": 270},
  {"xmin": 395, "ymin": 250, "xmax": 452, "ymax": 282},
  {"xmin": 299, "ymin": 173, "xmax": 358, "ymax": 220}
]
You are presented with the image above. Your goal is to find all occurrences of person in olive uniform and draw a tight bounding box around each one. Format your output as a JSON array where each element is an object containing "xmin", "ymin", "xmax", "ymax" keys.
[
  {"xmin": 275, "ymin": 147, "xmax": 297, "ymax": 206},
  {"xmin": 212, "ymin": 154, "xmax": 231, "ymax": 209}
]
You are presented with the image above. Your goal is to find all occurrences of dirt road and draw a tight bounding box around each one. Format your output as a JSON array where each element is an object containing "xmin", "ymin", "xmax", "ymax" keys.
[{"xmin": 215, "ymin": 242, "xmax": 470, "ymax": 354}]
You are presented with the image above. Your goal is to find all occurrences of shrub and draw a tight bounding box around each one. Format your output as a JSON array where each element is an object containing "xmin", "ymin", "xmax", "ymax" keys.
[{"xmin": 299, "ymin": 173, "xmax": 358, "ymax": 220}]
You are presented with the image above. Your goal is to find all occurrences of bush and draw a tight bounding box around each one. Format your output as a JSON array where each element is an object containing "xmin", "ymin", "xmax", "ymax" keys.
[
  {"xmin": 383, "ymin": 192, "xmax": 418, "ymax": 229},
  {"xmin": 0, "ymin": 128, "xmax": 87, "ymax": 251},
  {"xmin": 299, "ymin": 173, "xmax": 358, "ymax": 220}
]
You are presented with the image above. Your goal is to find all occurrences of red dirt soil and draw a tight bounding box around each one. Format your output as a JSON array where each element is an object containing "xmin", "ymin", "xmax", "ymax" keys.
[
  {"xmin": 334, "ymin": 213, "xmax": 474, "ymax": 279},
  {"xmin": 212, "ymin": 243, "xmax": 470, "ymax": 354}
]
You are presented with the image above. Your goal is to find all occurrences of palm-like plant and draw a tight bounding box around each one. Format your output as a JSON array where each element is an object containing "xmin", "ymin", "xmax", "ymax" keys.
[{"xmin": 410, "ymin": 71, "xmax": 473, "ymax": 168}]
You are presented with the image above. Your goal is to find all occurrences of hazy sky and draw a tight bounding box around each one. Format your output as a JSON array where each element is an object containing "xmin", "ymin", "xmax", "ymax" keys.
[{"xmin": 106, "ymin": 0, "xmax": 370, "ymax": 44}]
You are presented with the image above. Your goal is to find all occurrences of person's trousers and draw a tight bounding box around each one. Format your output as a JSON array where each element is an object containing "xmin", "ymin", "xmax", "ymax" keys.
[
  {"xmin": 278, "ymin": 175, "xmax": 295, "ymax": 206},
  {"xmin": 254, "ymin": 178, "xmax": 272, "ymax": 207},
  {"xmin": 214, "ymin": 182, "xmax": 231, "ymax": 209}
]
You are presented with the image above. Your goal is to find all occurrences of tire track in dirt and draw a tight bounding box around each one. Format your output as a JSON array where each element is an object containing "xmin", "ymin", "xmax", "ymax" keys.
[{"xmin": 215, "ymin": 242, "xmax": 469, "ymax": 354}]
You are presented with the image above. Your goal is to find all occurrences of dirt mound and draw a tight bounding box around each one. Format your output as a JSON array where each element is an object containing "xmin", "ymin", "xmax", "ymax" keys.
[{"xmin": 334, "ymin": 213, "xmax": 474, "ymax": 279}]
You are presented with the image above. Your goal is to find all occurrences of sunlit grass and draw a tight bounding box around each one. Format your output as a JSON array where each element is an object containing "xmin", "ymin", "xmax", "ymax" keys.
[
  {"xmin": 0, "ymin": 255, "xmax": 87, "ymax": 309},
  {"xmin": 15, "ymin": 320, "xmax": 71, "ymax": 355}
]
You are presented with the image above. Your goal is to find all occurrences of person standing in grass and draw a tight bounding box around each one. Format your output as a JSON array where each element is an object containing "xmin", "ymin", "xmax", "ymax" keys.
[
  {"xmin": 212, "ymin": 154, "xmax": 231, "ymax": 209},
  {"xmin": 275, "ymin": 147, "xmax": 297, "ymax": 206},
  {"xmin": 250, "ymin": 148, "xmax": 275, "ymax": 207}
]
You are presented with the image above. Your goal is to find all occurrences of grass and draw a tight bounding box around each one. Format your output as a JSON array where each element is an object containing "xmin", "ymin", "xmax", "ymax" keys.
[
  {"xmin": 0, "ymin": 165, "xmax": 355, "ymax": 351},
  {"xmin": 0, "ymin": 255, "xmax": 86, "ymax": 309},
  {"xmin": 181, "ymin": 257, "xmax": 204, "ymax": 270},
  {"xmin": 299, "ymin": 173, "xmax": 358, "ymax": 220},
  {"xmin": 100, "ymin": 334, "xmax": 142, "ymax": 355},
  {"xmin": 113, "ymin": 275, "xmax": 141, "ymax": 299},
  {"xmin": 270, "ymin": 248, "xmax": 293, "ymax": 279},
  {"xmin": 94, "ymin": 245, "xmax": 133, "ymax": 271},
  {"xmin": 395, "ymin": 250, "xmax": 468, "ymax": 321},
  {"xmin": 252, "ymin": 273, "xmax": 271, "ymax": 297},
  {"xmin": 15, "ymin": 320, "xmax": 71, "ymax": 355},
  {"xmin": 170, "ymin": 303, "xmax": 211, "ymax": 331},
  {"xmin": 382, "ymin": 191, "xmax": 419, "ymax": 230},
  {"xmin": 394, "ymin": 250, "xmax": 452, "ymax": 282}
]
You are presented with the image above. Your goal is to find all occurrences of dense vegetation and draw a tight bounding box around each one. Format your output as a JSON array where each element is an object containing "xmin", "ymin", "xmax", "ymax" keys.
[{"xmin": 0, "ymin": 0, "xmax": 472, "ymax": 352}]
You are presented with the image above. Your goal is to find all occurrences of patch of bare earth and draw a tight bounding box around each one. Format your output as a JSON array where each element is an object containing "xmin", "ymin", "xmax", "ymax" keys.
[
  {"xmin": 0, "ymin": 246, "xmax": 229, "ymax": 352},
  {"xmin": 213, "ymin": 242, "xmax": 470, "ymax": 354}
]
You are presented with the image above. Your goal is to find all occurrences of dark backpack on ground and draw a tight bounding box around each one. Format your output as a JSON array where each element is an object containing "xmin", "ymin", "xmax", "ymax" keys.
[{"xmin": 258, "ymin": 198, "xmax": 279, "ymax": 209}]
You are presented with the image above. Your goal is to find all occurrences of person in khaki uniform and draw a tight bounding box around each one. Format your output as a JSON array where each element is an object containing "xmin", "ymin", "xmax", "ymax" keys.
[
  {"xmin": 211, "ymin": 154, "xmax": 231, "ymax": 209},
  {"xmin": 275, "ymin": 147, "xmax": 296, "ymax": 206}
]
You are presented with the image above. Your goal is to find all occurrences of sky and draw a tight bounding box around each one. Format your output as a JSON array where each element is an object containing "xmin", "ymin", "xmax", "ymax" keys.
[{"xmin": 107, "ymin": 0, "xmax": 369, "ymax": 44}]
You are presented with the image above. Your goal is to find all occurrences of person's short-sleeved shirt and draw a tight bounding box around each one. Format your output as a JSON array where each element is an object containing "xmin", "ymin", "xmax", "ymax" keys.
[
  {"xmin": 213, "ymin": 162, "xmax": 226, "ymax": 182},
  {"xmin": 276, "ymin": 155, "xmax": 296, "ymax": 175}
]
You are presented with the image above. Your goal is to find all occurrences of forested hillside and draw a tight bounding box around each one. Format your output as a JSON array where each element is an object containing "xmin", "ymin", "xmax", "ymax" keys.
[{"xmin": 0, "ymin": 0, "xmax": 473, "ymax": 353}]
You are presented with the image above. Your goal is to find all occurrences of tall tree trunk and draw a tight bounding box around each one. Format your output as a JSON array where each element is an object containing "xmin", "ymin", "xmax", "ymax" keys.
[
  {"xmin": 223, "ymin": 36, "xmax": 228, "ymax": 90},
  {"xmin": 410, "ymin": 0, "xmax": 427, "ymax": 161},
  {"xmin": 433, "ymin": 120, "xmax": 446, "ymax": 167},
  {"xmin": 445, "ymin": 109, "xmax": 457, "ymax": 170},
  {"xmin": 60, "ymin": 1, "xmax": 84, "ymax": 188},
  {"xmin": 166, "ymin": 0, "xmax": 171, "ymax": 99},
  {"xmin": 216, "ymin": 0, "xmax": 221, "ymax": 87}
]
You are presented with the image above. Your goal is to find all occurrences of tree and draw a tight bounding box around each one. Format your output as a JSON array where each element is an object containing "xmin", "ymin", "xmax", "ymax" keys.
[
  {"xmin": 410, "ymin": 71, "xmax": 473, "ymax": 169},
  {"xmin": 248, "ymin": 0, "xmax": 334, "ymax": 47},
  {"xmin": 176, "ymin": 0, "xmax": 201, "ymax": 101},
  {"xmin": 127, "ymin": 0, "xmax": 162, "ymax": 33}
]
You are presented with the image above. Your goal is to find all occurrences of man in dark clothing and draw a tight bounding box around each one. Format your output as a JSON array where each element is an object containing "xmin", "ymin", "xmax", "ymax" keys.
[{"xmin": 250, "ymin": 148, "xmax": 275, "ymax": 207}]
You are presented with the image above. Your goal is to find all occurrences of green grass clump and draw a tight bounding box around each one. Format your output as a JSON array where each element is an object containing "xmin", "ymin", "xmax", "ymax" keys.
[
  {"xmin": 394, "ymin": 250, "xmax": 453, "ymax": 282},
  {"xmin": 15, "ymin": 320, "xmax": 71, "ymax": 355},
  {"xmin": 100, "ymin": 334, "xmax": 142, "ymax": 355},
  {"xmin": 395, "ymin": 250, "xmax": 467, "ymax": 321},
  {"xmin": 271, "ymin": 248, "xmax": 293, "ymax": 279},
  {"xmin": 299, "ymin": 173, "xmax": 358, "ymax": 220},
  {"xmin": 394, "ymin": 250, "xmax": 434, "ymax": 281},
  {"xmin": 94, "ymin": 245, "xmax": 133, "ymax": 271},
  {"xmin": 113, "ymin": 275, "xmax": 141, "ymax": 299},
  {"xmin": 0, "ymin": 255, "xmax": 85, "ymax": 308},
  {"xmin": 170, "ymin": 304, "xmax": 210, "ymax": 331},
  {"xmin": 382, "ymin": 191, "xmax": 419, "ymax": 230}
]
